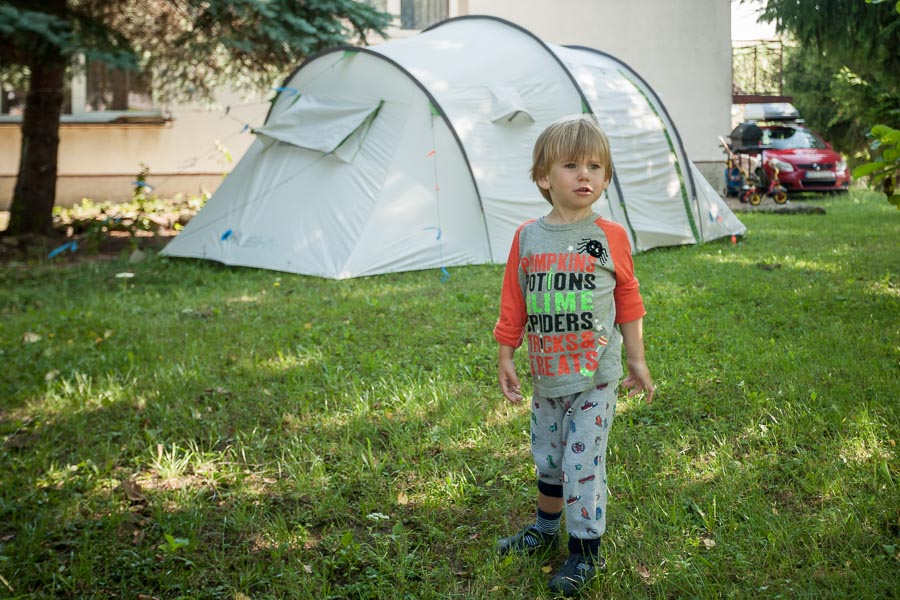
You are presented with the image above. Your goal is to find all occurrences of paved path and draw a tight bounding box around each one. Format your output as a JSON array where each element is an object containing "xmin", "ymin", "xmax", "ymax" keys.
[{"xmin": 722, "ymin": 195, "xmax": 827, "ymax": 214}]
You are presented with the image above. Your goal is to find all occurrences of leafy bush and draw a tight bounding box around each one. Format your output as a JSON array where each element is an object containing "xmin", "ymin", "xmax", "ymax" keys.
[
  {"xmin": 52, "ymin": 165, "xmax": 209, "ymax": 251},
  {"xmin": 853, "ymin": 124, "xmax": 900, "ymax": 208}
]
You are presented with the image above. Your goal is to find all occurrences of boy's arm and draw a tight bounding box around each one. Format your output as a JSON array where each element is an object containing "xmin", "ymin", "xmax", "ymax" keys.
[
  {"xmin": 498, "ymin": 344, "xmax": 523, "ymax": 403},
  {"xmin": 494, "ymin": 224, "xmax": 529, "ymax": 403},
  {"xmin": 620, "ymin": 317, "xmax": 655, "ymax": 403},
  {"xmin": 596, "ymin": 219, "xmax": 653, "ymax": 401},
  {"xmin": 494, "ymin": 223, "xmax": 529, "ymax": 348}
]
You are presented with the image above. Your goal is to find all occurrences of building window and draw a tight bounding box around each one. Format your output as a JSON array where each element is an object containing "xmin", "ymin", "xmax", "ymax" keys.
[
  {"xmin": 0, "ymin": 70, "xmax": 29, "ymax": 117},
  {"xmin": 400, "ymin": 0, "xmax": 448, "ymax": 30},
  {"xmin": 0, "ymin": 57, "xmax": 163, "ymax": 123},
  {"xmin": 363, "ymin": 0, "xmax": 455, "ymax": 32},
  {"xmin": 83, "ymin": 59, "xmax": 154, "ymax": 113}
]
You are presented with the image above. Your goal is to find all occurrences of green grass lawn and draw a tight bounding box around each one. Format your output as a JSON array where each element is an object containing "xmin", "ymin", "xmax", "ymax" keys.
[{"xmin": 1, "ymin": 190, "xmax": 897, "ymax": 598}]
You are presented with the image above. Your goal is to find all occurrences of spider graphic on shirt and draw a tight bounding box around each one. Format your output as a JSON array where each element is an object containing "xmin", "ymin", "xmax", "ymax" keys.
[{"xmin": 577, "ymin": 238, "xmax": 608, "ymax": 263}]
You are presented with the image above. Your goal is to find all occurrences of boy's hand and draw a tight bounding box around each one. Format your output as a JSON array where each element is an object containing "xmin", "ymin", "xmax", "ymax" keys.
[
  {"xmin": 622, "ymin": 359, "xmax": 655, "ymax": 403},
  {"xmin": 498, "ymin": 357, "xmax": 523, "ymax": 403}
]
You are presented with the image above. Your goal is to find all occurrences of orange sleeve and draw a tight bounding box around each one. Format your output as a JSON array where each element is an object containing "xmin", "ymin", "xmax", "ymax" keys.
[
  {"xmin": 596, "ymin": 219, "xmax": 645, "ymax": 324},
  {"xmin": 493, "ymin": 222, "xmax": 530, "ymax": 347}
]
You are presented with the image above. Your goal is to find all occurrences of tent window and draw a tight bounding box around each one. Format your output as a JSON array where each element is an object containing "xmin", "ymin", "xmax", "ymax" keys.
[
  {"xmin": 488, "ymin": 86, "xmax": 534, "ymax": 125},
  {"xmin": 333, "ymin": 103, "xmax": 382, "ymax": 162},
  {"xmin": 254, "ymin": 95, "xmax": 383, "ymax": 163}
]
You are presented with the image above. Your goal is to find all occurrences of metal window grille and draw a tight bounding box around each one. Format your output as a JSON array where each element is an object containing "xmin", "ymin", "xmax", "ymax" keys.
[{"xmin": 400, "ymin": 0, "xmax": 448, "ymax": 30}]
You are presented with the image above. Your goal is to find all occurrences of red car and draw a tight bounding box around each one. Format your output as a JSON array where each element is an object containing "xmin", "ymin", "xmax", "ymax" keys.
[
  {"xmin": 757, "ymin": 124, "xmax": 850, "ymax": 193},
  {"xmin": 730, "ymin": 122, "xmax": 851, "ymax": 193}
]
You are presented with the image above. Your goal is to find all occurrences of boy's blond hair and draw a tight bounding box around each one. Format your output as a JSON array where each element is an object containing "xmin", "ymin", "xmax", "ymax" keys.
[{"xmin": 530, "ymin": 114, "xmax": 613, "ymax": 204}]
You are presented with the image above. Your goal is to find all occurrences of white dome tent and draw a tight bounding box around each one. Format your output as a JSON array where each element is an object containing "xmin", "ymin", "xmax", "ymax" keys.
[{"xmin": 162, "ymin": 16, "xmax": 745, "ymax": 279}]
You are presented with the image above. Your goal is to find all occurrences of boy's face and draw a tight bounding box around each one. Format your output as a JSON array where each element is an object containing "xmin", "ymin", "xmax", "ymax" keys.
[{"xmin": 537, "ymin": 156, "xmax": 610, "ymax": 213}]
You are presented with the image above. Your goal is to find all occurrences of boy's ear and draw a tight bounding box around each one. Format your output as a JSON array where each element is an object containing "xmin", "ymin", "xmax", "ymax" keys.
[{"xmin": 537, "ymin": 173, "xmax": 551, "ymax": 190}]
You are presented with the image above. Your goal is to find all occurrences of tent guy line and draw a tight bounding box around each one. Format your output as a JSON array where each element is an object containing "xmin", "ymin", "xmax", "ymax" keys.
[
  {"xmin": 133, "ymin": 101, "xmax": 271, "ymax": 194},
  {"xmin": 169, "ymin": 148, "xmax": 334, "ymax": 241}
]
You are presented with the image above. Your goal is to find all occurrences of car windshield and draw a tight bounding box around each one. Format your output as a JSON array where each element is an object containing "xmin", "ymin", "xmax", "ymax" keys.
[{"xmin": 762, "ymin": 127, "xmax": 827, "ymax": 150}]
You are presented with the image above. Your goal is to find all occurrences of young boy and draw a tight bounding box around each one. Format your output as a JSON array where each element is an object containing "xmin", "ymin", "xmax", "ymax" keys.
[{"xmin": 494, "ymin": 114, "xmax": 655, "ymax": 596}]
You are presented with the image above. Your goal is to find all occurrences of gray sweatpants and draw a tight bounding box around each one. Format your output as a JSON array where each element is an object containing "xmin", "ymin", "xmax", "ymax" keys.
[{"xmin": 531, "ymin": 382, "xmax": 617, "ymax": 540}]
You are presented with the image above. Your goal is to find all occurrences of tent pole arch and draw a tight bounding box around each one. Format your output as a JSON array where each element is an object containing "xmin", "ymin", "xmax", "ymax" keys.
[
  {"xmin": 265, "ymin": 17, "xmax": 708, "ymax": 251},
  {"xmin": 163, "ymin": 16, "xmax": 746, "ymax": 278},
  {"xmin": 565, "ymin": 45, "xmax": 704, "ymax": 243},
  {"xmin": 423, "ymin": 15, "xmax": 629, "ymax": 229},
  {"xmin": 262, "ymin": 45, "xmax": 493, "ymax": 257}
]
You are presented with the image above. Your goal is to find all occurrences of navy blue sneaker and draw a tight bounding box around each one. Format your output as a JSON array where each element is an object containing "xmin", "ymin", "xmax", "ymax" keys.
[
  {"xmin": 548, "ymin": 552, "xmax": 604, "ymax": 596},
  {"xmin": 497, "ymin": 524, "xmax": 559, "ymax": 556}
]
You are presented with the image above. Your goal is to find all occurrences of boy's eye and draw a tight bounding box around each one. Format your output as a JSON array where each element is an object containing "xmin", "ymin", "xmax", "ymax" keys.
[{"xmin": 563, "ymin": 163, "xmax": 576, "ymax": 169}]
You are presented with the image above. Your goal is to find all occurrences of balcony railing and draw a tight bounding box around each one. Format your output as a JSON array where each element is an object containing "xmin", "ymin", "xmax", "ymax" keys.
[{"xmin": 733, "ymin": 40, "xmax": 789, "ymax": 103}]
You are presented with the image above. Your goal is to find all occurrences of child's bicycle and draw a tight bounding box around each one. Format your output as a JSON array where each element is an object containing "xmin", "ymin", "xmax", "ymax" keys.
[{"xmin": 719, "ymin": 136, "xmax": 788, "ymax": 206}]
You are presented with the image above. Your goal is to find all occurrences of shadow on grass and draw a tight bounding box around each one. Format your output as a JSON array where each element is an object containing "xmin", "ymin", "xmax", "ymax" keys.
[{"xmin": 2, "ymin": 196, "xmax": 897, "ymax": 597}]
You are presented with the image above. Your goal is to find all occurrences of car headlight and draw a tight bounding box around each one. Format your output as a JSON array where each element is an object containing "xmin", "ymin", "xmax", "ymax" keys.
[
  {"xmin": 769, "ymin": 157, "xmax": 795, "ymax": 172},
  {"xmin": 837, "ymin": 159, "xmax": 847, "ymax": 172}
]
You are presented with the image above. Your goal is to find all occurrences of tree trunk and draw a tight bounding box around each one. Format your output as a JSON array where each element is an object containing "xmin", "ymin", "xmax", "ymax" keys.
[{"xmin": 5, "ymin": 55, "xmax": 67, "ymax": 236}]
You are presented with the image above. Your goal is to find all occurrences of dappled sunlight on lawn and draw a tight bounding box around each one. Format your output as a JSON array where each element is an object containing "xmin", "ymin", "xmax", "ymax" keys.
[
  {"xmin": 256, "ymin": 346, "xmax": 324, "ymax": 372},
  {"xmin": 690, "ymin": 245, "xmax": 846, "ymax": 275},
  {"xmin": 868, "ymin": 275, "xmax": 900, "ymax": 300},
  {"xmin": 224, "ymin": 293, "xmax": 263, "ymax": 305}
]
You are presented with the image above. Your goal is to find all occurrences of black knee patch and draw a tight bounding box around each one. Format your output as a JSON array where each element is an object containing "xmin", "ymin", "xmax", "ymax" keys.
[{"xmin": 537, "ymin": 480, "xmax": 563, "ymax": 498}]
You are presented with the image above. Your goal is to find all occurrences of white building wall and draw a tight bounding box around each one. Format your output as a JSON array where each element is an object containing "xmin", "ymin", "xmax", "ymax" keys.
[{"xmin": 0, "ymin": 89, "xmax": 269, "ymax": 208}]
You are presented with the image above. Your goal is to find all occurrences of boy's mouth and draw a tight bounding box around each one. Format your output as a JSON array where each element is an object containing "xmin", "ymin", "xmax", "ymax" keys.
[{"xmin": 575, "ymin": 186, "xmax": 593, "ymax": 193}]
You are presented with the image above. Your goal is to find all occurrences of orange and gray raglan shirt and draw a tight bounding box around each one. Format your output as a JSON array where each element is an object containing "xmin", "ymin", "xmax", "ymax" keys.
[{"xmin": 494, "ymin": 213, "xmax": 645, "ymax": 398}]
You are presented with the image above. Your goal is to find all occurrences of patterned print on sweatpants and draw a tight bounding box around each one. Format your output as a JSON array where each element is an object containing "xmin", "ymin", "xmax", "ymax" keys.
[{"xmin": 531, "ymin": 382, "xmax": 617, "ymax": 540}]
